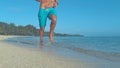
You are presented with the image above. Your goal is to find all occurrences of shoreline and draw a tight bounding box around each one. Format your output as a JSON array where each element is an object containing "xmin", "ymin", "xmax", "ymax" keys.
[
  {"xmin": 0, "ymin": 36, "xmax": 81, "ymax": 68},
  {"xmin": 0, "ymin": 35, "xmax": 120, "ymax": 68}
]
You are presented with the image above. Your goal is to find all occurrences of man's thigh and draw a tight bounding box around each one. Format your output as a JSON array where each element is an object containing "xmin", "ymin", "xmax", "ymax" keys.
[
  {"xmin": 49, "ymin": 15, "xmax": 57, "ymax": 22},
  {"xmin": 48, "ymin": 8, "xmax": 57, "ymax": 21},
  {"xmin": 38, "ymin": 9, "xmax": 48, "ymax": 27}
]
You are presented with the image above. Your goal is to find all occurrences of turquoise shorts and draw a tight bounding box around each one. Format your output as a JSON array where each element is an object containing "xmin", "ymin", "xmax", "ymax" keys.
[{"xmin": 38, "ymin": 7, "xmax": 57, "ymax": 28}]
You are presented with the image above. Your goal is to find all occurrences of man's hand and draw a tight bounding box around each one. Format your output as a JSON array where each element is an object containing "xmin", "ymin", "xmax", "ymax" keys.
[
  {"xmin": 54, "ymin": 0, "xmax": 58, "ymax": 7},
  {"xmin": 54, "ymin": 3, "xmax": 58, "ymax": 7}
]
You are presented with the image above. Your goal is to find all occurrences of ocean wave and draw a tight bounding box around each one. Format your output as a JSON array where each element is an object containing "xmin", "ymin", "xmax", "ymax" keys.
[
  {"xmin": 50, "ymin": 41, "xmax": 120, "ymax": 62},
  {"xmin": 55, "ymin": 43, "xmax": 120, "ymax": 62}
]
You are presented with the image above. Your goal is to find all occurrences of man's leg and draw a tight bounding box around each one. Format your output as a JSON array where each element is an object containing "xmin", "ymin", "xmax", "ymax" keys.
[
  {"xmin": 49, "ymin": 15, "xmax": 57, "ymax": 42},
  {"xmin": 40, "ymin": 27, "xmax": 45, "ymax": 46},
  {"xmin": 38, "ymin": 8, "xmax": 48, "ymax": 46}
]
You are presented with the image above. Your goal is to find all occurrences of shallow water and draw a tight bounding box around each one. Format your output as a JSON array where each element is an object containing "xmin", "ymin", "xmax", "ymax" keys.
[{"xmin": 5, "ymin": 36, "xmax": 120, "ymax": 62}]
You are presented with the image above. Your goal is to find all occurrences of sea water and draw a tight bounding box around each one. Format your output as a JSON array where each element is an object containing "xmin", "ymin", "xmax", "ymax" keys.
[{"xmin": 5, "ymin": 36, "xmax": 120, "ymax": 62}]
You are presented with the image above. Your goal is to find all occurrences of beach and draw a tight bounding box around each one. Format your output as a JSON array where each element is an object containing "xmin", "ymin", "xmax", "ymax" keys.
[{"xmin": 0, "ymin": 35, "xmax": 120, "ymax": 68}]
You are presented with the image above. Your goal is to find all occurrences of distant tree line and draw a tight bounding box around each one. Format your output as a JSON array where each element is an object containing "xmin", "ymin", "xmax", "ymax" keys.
[
  {"xmin": 0, "ymin": 22, "xmax": 39, "ymax": 36},
  {"xmin": 0, "ymin": 22, "xmax": 83, "ymax": 36}
]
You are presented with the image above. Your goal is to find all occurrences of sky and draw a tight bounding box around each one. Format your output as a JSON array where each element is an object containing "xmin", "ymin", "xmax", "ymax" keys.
[{"xmin": 0, "ymin": 0, "xmax": 120, "ymax": 36}]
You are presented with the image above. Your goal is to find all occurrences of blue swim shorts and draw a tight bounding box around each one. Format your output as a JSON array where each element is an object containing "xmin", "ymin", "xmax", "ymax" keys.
[{"xmin": 38, "ymin": 7, "xmax": 57, "ymax": 28}]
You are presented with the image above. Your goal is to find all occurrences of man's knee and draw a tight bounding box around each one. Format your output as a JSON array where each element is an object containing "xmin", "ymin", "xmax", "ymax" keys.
[
  {"xmin": 40, "ymin": 28, "xmax": 44, "ymax": 31},
  {"xmin": 51, "ymin": 15, "xmax": 57, "ymax": 23},
  {"xmin": 52, "ymin": 18, "xmax": 56, "ymax": 24}
]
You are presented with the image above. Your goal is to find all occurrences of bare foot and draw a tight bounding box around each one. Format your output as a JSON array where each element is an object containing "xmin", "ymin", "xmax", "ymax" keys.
[
  {"xmin": 40, "ymin": 40, "xmax": 43, "ymax": 48},
  {"xmin": 50, "ymin": 38, "xmax": 54, "ymax": 43},
  {"xmin": 49, "ymin": 35, "xmax": 54, "ymax": 43}
]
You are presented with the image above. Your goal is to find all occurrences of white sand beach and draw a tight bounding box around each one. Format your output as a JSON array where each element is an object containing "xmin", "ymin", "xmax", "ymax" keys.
[{"xmin": 0, "ymin": 35, "xmax": 120, "ymax": 68}]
